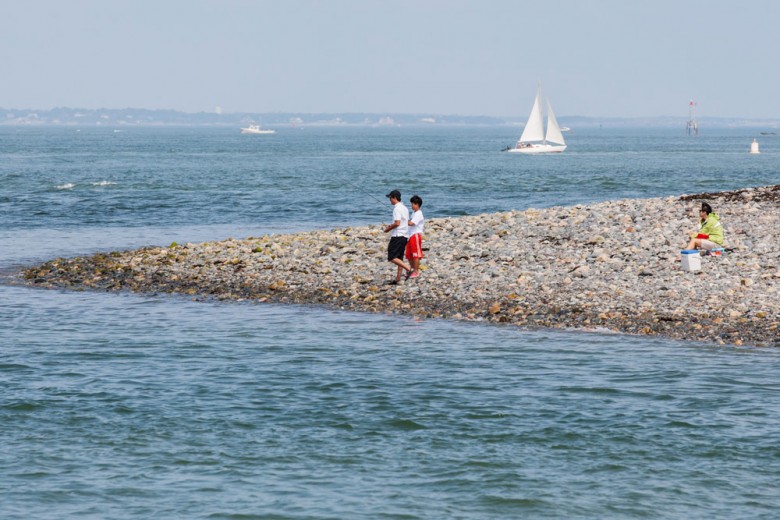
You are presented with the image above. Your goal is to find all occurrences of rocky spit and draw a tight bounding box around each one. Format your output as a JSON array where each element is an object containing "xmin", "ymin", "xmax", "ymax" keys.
[{"xmin": 21, "ymin": 185, "xmax": 780, "ymax": 347}]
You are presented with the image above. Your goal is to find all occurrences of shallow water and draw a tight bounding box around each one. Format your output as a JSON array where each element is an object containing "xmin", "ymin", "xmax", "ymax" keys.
[
  {"xmin": 2, "ymin": 126, "xmax": 780, "ymax": 518},
  {"xmin": 3, "ymin": 285, "xmax": 780, "ymax": 519}
]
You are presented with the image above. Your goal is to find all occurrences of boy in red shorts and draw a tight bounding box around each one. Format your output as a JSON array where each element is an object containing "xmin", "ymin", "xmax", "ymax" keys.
[{"xmin": 405, "ymin": 195, "xmax": 425, "ymax": 279}]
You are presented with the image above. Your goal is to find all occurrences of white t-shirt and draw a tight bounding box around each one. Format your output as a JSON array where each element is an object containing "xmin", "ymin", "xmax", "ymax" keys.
[
  {"xmin": 409, "ymin": 209, "xmax": 424, "ymax": 236},
  {"xmin": 391, "ymin": 203, "xmax": 410, "ymax": 237}
]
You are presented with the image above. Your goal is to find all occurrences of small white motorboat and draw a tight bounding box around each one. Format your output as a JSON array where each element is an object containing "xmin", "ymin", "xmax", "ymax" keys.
[{"xmin": 240, "ymin": 124, "xmax": 275, "ymax": 134}]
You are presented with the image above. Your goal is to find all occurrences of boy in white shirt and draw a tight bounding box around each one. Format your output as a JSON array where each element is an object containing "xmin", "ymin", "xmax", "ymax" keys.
[
  {"xmin": 405, "ymin": 195, "xmax": 425, "ymax": 279},
  {"xmin": 383, "ymin": 189, "xmax": 411, "ymax": 284}
]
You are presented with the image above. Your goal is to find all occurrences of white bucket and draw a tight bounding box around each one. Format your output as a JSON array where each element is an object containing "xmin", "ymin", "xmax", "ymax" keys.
[{"xmin": 681, "ymin": 250, "xmax": 701, "ymax": 272}]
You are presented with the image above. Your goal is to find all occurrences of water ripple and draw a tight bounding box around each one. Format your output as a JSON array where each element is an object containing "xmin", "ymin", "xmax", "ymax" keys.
[{"xmin": 3, "ymin": 127, "xmax": 780, "ymax": 518}]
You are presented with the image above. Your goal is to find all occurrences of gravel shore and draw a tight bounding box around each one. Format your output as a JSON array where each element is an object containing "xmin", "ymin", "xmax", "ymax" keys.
[{"xmin": 22, "ymin": 185, "xmax": 780, "ymax": 346}]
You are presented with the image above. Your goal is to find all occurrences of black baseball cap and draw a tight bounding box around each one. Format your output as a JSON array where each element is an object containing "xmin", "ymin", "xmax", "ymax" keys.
[{"xmin": 386, "ymin": 189, "xmax": 401, "ymax": 200}]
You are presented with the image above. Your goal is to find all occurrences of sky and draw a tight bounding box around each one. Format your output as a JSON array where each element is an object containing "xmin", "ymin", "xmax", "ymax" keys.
[{"xmin": 3, "ymin": 0, "xmax": 780, "ymax": 119}]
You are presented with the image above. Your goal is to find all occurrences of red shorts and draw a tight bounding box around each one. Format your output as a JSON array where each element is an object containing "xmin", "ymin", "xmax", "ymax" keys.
[{"xmin": 405, "ymin": 233, "xmax": 424, "ymax": 260}]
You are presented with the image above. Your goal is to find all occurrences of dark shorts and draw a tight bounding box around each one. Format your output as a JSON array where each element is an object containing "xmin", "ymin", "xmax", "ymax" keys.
[{"xmin": 387, "ymin": 236, "xmax": 408, "ymax": 261}]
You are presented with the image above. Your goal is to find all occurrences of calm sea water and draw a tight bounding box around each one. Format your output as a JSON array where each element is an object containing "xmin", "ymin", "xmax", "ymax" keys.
[{"xmin": 2, "ymin": 126, "xmax": 780, "ymax": 518}]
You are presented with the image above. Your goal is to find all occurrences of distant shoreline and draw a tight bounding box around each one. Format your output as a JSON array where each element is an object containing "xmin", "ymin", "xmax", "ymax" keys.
[
  {"xmin": 19, "ymin": 185, "xmax": 780, "ymax": 347},
  {"xmin": 3, "ymin": 107, "xmax": 780, "ymax": 129}
]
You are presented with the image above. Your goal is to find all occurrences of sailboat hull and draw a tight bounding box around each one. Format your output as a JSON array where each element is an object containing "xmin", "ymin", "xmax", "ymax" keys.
[{"xmin": 507, "ymin": 144, "xmax": 567, "ymax": 154}]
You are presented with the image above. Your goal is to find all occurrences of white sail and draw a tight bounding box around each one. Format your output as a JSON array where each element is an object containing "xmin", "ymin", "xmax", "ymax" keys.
[
  {"xmin": 507, "ymin": 82, "xmax": 567, "ymax": 154},
  {"xmin": 518, "ymin": 86, "xmax": 544, "ymax": 144},
  {"xmin": 544, "ymin": 101, "xmax": 565, "ymax": 146}
]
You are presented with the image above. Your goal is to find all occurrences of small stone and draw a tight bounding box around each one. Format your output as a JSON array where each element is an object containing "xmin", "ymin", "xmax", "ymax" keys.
[
  {"xmin": 573, "ymin": 265, "xmax": 590, "ymax": 278},
  {"xmin": 269, "ymin": 280, "xmax": 286, "ymax": 290}
]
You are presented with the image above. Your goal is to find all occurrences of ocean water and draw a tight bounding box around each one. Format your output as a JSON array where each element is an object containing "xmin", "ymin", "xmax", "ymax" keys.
[{"xmin": 2, "ymin": 126, "xmax": 780, "ymax": 519}]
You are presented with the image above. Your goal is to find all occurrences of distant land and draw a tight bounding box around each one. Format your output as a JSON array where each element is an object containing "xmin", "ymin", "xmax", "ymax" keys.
[{"xmin": 2, "ymin": 107, "xmax": 780, "ymax": 129}]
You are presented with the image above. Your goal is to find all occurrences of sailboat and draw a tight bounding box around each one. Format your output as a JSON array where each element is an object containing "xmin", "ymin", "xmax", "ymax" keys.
[{"xmin": 507, "ymin": 83, "xmax": 566, "ymax": 154}]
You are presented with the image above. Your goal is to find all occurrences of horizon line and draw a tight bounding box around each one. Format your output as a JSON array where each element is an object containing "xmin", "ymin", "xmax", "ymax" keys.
[{"xmin": 3, "ymin": 106, "xmax": 780, "ymax": 122}]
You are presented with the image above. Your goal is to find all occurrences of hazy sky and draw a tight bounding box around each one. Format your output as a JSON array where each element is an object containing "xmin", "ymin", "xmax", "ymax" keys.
[{"xmin": 3, "ymin": 0, "xmax": 780, "ymax": 118}]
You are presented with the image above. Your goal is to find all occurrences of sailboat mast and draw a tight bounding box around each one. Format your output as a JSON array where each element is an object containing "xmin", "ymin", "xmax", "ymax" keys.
[{"xmin": 539, "ymin": 82, "xmax": 546, "ymax": 145}]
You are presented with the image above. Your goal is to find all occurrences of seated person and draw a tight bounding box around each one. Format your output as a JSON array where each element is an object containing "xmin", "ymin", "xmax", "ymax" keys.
[{"xmin": 686, "ymin": 202, "xmax": 724, "ymax": 251}]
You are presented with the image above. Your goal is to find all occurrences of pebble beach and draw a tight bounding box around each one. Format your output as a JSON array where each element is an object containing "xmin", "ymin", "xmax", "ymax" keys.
[{"xmin": 22, "ymin": 185, "xmax": 780, "ymax": 347}]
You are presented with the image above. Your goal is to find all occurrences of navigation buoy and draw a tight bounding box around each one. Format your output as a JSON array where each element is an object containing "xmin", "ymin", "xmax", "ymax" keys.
[{"xmin": 749, "ymin": 139, "xmax": 760, "ymax": 154}]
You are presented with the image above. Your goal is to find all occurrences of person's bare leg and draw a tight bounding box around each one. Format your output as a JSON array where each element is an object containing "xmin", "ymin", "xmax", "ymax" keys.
[{"xmin": 391, "ymin": 258, "xmax": 410, "ymax": 280}]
